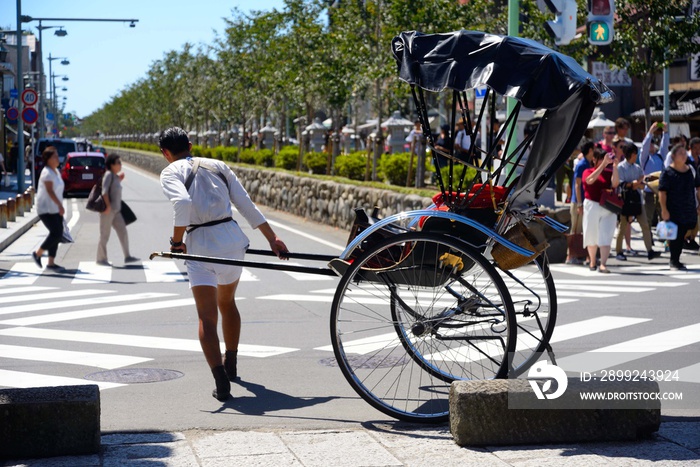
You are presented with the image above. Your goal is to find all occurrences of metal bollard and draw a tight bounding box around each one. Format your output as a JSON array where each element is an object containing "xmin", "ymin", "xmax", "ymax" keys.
[
  {"xmin": 23, "ymin": 191, "xmax": 32, "ymax": 212},
  {"xmin": 0, "ymin": 202, "xmax": 7, "ymax": 228},
  {"xmin": 7, "ymin": 197, "xmax": 16, "ymax": 222},
  {"xmin": 16, "ymin": 194, "xmax": 25, "ymax": 217}
]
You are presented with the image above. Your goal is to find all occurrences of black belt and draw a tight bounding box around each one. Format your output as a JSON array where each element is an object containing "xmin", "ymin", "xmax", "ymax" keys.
[{"xmin": 186, "ymin": 217, "xmax": 233, "ymax": 233}]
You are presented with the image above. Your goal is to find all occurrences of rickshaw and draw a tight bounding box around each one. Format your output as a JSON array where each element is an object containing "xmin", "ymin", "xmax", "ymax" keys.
[{"xmin": 152, "ymin": 30, "xmax": 613, "ymax": 423}]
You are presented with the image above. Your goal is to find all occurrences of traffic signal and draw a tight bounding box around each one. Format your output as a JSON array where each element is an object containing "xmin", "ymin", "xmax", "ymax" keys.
[
  {"xmin": 537, "ymin": 0, "xmax": 578, "ymax": 46},
  {"xmin": 587, "ymin": 0, "xmax": 614, "ymax": 45}
]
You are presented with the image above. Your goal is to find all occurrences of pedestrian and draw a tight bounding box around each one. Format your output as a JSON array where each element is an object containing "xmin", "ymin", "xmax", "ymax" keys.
[
  {"xmin": 582, "ymin": 147, "xmax": 620, "ymax": 273},
  {"xmin": 566, "ymin": 140, "xmax": 595, "ymax": 265},
  {"xmin": 0, "ymin": 150, "xmax": 7, "ymax": 186},
  {"xmin": 598, "ymin": 126, "xmax": 615, "ymax": 154},
  {"xmin": 683, "ymin": 137, "xmax": 700, "ymax": 251},
  {"xmin": 614, "ymin": 117, "xmax": 633, "ymax": 143},
  {"xmin": 614, "ymin": 143, "xmax": 658, "ymax": 261},
  {"xmin": 32, "ymin": 146, "xmax": 65, "ymax": 270},
  {"xmin": 96, "ymin": 154, "xmax": 139, "ymax": 266},
  {"xmin": 640, "ymin": 122, "xmax": 669, "ymax": 228},
  {"xmin": 159, "ymin": 127, "xmax": 288, "ymax": 402},
  {"xmin": 658, "ymin": 143, "xmax": 700, "ymax": 271},
  {"xmin": 433, "ymin": 124, "xmax": 453, "ymax": 169}
]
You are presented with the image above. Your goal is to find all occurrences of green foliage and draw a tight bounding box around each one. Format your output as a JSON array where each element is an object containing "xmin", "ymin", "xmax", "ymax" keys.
[
  {"xmin": 221, "ymin": 147, "xmax": 238, "ymax": 162},
  {"xmin": 379, "ymin": 152, "xmax": 412, "ymax": 186},
  {"xmin": 334, "ymin": 152, "xmax": 367, "ymax": 181},
  {"xmin": 303, "ymin": 151, "xmax": 328, "ymax": 174},
  {"xmin": 239, "ymin": 148, "xmax": 257, "ymax": 164},
  {"xmin": 103, "ymin": 141, "xmax": 160, "ymax": 153},
  {"xmin": 436, "ymin": 164, "xmax": 478, "ymax": 191},
  {"xmin": 255, "ymin": 149, "xmax": 275, "ymax": 167},
  {"xmin": 276, "ymin": 146, "xmax": 300, "ymax": 170}
]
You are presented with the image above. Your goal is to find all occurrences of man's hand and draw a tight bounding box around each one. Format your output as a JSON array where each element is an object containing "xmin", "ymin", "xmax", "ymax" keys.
[{"xmin": 270, "ymin": 237, "xmax": 289, "ymax": 260}]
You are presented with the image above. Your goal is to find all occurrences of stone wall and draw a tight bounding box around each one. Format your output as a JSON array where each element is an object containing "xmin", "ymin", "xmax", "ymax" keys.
[
  {"xmin": 111, "ymin": 148, "xmax": 569, "ymax": 261},
  {"xmin": 110, "ymin": 148, "xmax": 431, "ymax": 230}
]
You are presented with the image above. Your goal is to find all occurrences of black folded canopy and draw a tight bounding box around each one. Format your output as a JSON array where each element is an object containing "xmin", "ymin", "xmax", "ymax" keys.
[{"xmin": 392, "ymin": 30, "xmax": 614, "ymax": 212}]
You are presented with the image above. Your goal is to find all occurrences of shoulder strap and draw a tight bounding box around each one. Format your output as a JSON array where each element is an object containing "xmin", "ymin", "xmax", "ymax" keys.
[
  {"xmin": 184, "ymin": 158, "xmax": 202, "ymax": 192},
  {"xmin": 184, "ymin": 157, "xmax": 228, "ymax": 192}
]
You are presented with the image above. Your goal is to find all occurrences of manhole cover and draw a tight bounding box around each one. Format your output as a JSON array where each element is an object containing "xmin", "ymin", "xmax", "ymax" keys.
[
  {"xmin": 319, "ymin": 355, "xmax": 408, "ymax": 369},
  {"xmin": 85, "ymin": 368, "xmax": 184, "ymax": 384}
]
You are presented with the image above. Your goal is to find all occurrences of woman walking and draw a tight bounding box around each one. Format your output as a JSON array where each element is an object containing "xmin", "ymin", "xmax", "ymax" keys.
[
  {"xmin": 658, "ymin": 144, "xmax": 700, "ymax": 271},
  {"xmin": 582, "ymin": 147, "xmax": 620, "ymax": 273},
  {"xmin": 96, "ymin": 154, "xmax": 139, "ymax": 266},
  {"xmin": 32, "ymin": 147, "xmax": 65, "ymax": 270}
]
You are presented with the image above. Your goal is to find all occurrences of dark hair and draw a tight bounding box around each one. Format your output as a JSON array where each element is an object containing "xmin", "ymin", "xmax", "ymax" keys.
[
  {"xmin": 622, "ymin": 142, "xmax": 638, "ymax": 160},
  {"xmin": 42, "ymin": 146, "xmax": 57, "ymax": 165},
  {"xmin": 105, "ymin": 154, "xmax": 121, "ymax": 170},
  {"xmin": 614, "ymin": 118, "xmax": 630, "ymax": 130},
  {"xmin": 689, "ymin": 137, "xmax": 700, "ymax": 148},
  {"xmin": 159, "ymin": 127, "xmax": 190, "ymax": 155},
  {"xmin": 670, "ymin": 143, "xmax": 687, "ymax": 158},
  {"xmin": 593, "ymin": 146, "xmax": 607, "ymax": 162},
  {"xmin": 580, "ymin": 140, "xmax": 595, "ymax": 156}
]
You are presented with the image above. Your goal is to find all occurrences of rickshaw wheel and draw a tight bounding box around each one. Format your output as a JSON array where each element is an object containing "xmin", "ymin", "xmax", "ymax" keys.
[
  {"xmin": 330, "ymin": 232, "xmax": 516, "ymax": 423},
  {"xmin": 496, "ymin": 254, "xmax": 557, "ymax": 376}
]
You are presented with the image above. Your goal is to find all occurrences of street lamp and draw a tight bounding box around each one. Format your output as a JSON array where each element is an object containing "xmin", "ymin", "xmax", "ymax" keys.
[
  {"xmin": 15, "ymin": 13, "xmax": 139, "ymax": 192},
  {"xmin": 46, "ymin": 54, "xmax": 69, "ymax": 133},
  {"xmin": 50, "ymin": 74, "xmax": 68, "ymax": 116},
  {"xmin": 36, "ymin": 23, "xmax": 68, "ymax": 140}
]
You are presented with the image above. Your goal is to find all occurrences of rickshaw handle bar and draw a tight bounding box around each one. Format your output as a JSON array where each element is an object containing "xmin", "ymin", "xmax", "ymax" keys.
[
  {"xmin": 246, "ymin": 249, "xmax": 337, "ymax": 262},
  {"xmin": 149, "ymin": 252, "xmax": 338, "ymax": 277}
]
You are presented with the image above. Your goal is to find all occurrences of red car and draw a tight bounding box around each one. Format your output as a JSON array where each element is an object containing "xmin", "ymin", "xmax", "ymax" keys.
[{"xmin": 61, "ymin": 152, "xmax": 106, "ymax": 195}]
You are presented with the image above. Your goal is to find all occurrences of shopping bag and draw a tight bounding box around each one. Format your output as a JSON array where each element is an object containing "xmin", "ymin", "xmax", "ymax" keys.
[
  {"xmin": 656, "ymin": 221, "xmax": 678, "ymax": 240},
  {"xmin": 60, "ymin": 219, "xmax": 73, "ymax": 243},
  {"xmin": 120, "ymin": 201, "xmax": 137, "ymax": 225},
  {"xmin": 599, "ymin": 188, "xmax": 623, "ymax": 215}
]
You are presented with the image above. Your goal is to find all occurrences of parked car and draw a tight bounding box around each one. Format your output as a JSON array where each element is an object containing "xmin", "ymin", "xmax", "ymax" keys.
[
  {"xmin": 61, "ymin": 152, "xmax": 106, "ymax": 195},
  {"xmin": 34, "ymin": 138, "xmax": 78, "ymax": 185},
  {"xmin": 92, "ymin": 146, "xmax": 108, "ymax": 157}
]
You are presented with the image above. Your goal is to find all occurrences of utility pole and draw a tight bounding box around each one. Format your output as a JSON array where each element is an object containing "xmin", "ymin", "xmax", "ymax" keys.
[{"xmin": 15, "ymin": 0, "xmax": 25, "ymax": 192}]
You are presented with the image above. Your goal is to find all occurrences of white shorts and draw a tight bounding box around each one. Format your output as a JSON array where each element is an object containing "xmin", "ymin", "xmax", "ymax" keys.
[
  {"xmin": 186, "ymin": 248, "xmax": 245, "ymax": 288},
  {"xmin": 582, "ymin": 198, "xmax": 617, "ymax": 247}
]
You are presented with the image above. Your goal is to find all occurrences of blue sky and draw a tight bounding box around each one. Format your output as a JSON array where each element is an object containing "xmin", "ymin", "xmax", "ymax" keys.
[{"xmin": 3, "ymin": 0, "xmax": 285, "ymax": 118}]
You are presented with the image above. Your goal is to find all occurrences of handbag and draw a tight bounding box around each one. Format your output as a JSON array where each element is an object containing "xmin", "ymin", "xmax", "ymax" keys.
[
  {"xmin": 656, "ymin": 221, "xmax": 678, "ymax": 240},
  {"xmin": 120, "ymin": 201, "xmax": 137, "ymax": 225},
  {"xmin": 621, "ymin": 187, "xmax": 642, "ymax": 217},
  {"xmin": 599, "ymin": 188, "xmax": 623, "ymax": 214},
  {"xmin": 566, "ymin": 233, "xmax": 586, "ymax": 259},
  {"xmin": 86, "ymin": 175, "xmax": 110, "ymax": 212},
  {"xmin": 60, "ymin": 219, "xmax": 73, "ymax": 243}
]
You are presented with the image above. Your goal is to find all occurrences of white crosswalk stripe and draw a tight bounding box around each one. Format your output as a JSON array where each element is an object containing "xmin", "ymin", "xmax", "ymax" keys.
[
  {"xmin": 0, "ymin": 369, "xmax": 124, "ymax": 390},
  {"xmin": 142, "ymin": 261, "xmax": 187, "ymax": 282}
]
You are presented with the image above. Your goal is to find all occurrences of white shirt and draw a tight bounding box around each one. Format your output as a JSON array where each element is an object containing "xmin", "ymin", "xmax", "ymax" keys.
[
  {"xmin": 36, "ymin": 166, "xmax": 64, "ymax": 215},
  {"xmin": 160, "ymin": 158, "xmax": 266, "ymax": 257},
  {"xmin": 455, "ymin": 129, "xmax": 471, "ymax": 152}
]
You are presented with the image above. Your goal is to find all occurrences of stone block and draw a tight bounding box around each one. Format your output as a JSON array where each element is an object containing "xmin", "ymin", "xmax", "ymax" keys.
[
  {"xmin": 0, "ymin": 201, "xmax": 7, "ymax": 228},
  {"xmin": 450, "ymin": 379, "xmax": 660, "ymax": 447},
  {"xmin": 0, "ymin": 385, "xmax": 101, "ymax": 460}
]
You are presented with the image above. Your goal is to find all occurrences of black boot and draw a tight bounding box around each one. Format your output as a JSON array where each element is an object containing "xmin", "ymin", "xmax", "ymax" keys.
[
  {"xmin": 224, "ymin": 350, "xmax": 238, "ymax": 381},
  {"xmin": 211, "ymin": 365, "xmax": 231, "ymax": 401}
]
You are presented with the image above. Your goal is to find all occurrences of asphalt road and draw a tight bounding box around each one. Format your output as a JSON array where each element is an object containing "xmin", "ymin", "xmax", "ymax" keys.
[{"xmin": 1, "ymin": 163, "xmax": 699, "ymax": 432}]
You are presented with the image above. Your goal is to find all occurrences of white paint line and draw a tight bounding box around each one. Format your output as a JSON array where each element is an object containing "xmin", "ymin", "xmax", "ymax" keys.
[
  {"xmin": 557, "ymin": 322, "xmax": 700, "ymax": 373},
  {"xmin": 673, "ymin": 362, "xmax": 700, "ymax": 384},
  {"xmin": 0, "ymin": 263, "xmax": 42, "ymax": 287},
  {"xmin": 0, "ymin": 369, "xmax": 123, "ymax": 390},
  {"xmin": 265, "ymin": 218, "xmax": 345, "ymax": 252},
  {"xmin": 0, "ymin": 343, "xmax": 152, "ymax": 369},
  {"xmin": 0, "ymin": 286, "xmax": 57, "ymax": 296},
  {"xmin": 0, "ymin": 297, "xmax": 193, "ymax": 326},
  {"xmin": 0, "ymin": 292, "xmax": 174, "ymax": 316},
  {"xmin": 0, "ymin": 327, "xmax": 298, "ymax": 357},
  {"xmin": 0, "ymin": 288, "xmax": 112, "ymax": 305},
  {"xmin": 72, "ymin": 261, "xmax": 114, "ymax": 284},
  {"xmin": 240, "ymin": 269, "xmax": 259, "ymax": 282},
  {"xmin": 142, "ymin": 261, "xmax": 187, "ymax": 283}
]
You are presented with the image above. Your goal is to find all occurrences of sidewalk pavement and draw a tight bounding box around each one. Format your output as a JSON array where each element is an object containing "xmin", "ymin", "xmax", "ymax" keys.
[
  {"xmin": 2, "ymin": 173, "xmax": 700, "ymax": 465},
  {"xmin": 0, "ymin": 171, "xmax": 39, "ymax": 254},
  {"xmin": 2, "ymin": 422, "xmax": 699, "ymax": 466}
]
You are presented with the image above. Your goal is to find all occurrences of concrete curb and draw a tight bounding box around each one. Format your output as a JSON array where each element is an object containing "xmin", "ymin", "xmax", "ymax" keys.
[{"xmin": 0, "ymin": 209, "xmax": 39, "ymax": 253}]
